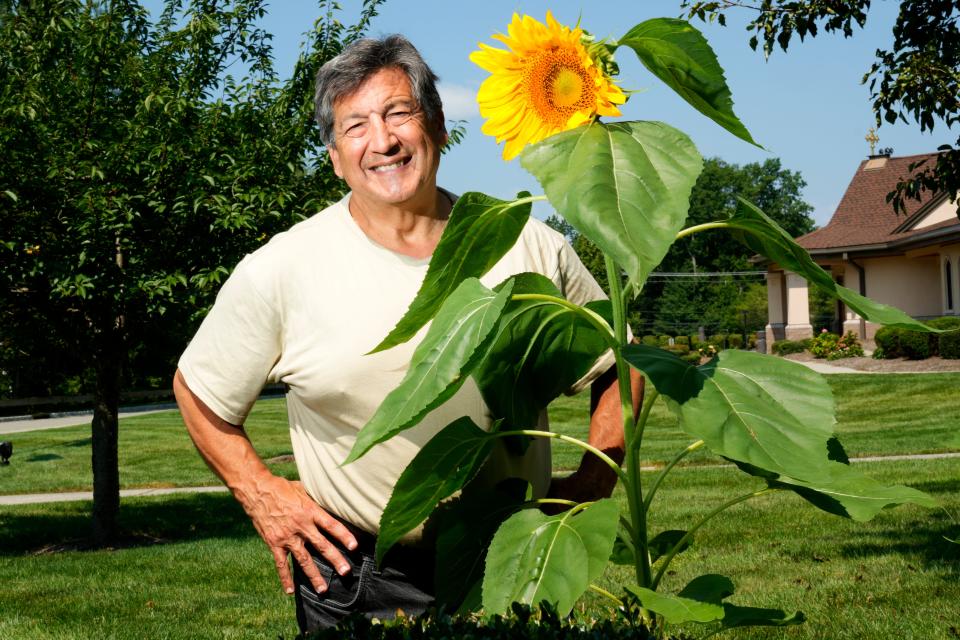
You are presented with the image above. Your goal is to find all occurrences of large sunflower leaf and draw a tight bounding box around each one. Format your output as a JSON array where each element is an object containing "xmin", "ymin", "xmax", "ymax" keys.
[
  {"xmin": 520, "ymin": 120, "xmax": 702, "ymax": 290},
  {"xmin": 482, "ymin": 499, "xmax": 619, "ymax": 616},
  {"xmin": 770, "ymin": 464, "xmax": 938, "ymax": 521},
  {"xmin": 473, "ymin": 272, "xmax": 613, "ymax": 427},
  {"xmin": 623, "ymin": 346, "xmax": 935, "ymax": 519},
  {"xmin": 371, "ymin": 191, "xmax": 531, "ymax": 353},
  {"xmin": 626, "ymin": 585, "xmax": 725, "ymax": 624},
  {"xmin": 431, "ymin": 478, "xmax": 529, "ymax": 613},
  {"xmin": 375, "ymin": 417, "xmax": 496, "ymax": 565},
  {"xmin": 346, "ymin": 278, "xmax": 513, "ymax": 463},
  {"xmin": 623, "ymin": 345, "xmax": 836, "ymax": 480},
  {"xmin": 728, "ymin": 199, "xmax": 935, "ymax": 332},
  {"xmin": 618, "ymin": 18, "xmax": 759, "ymax": 148}
]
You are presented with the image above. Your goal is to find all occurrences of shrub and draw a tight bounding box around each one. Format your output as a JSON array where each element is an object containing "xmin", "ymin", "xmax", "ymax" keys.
[
  {"xmin": 641, "ymin": 335, "xmax": 658, "ymax": 347},
  {"xmin": 747, "ymin": 333, "xmax": 758, "ymax": 350},
  {"xmin": 657, "ymin": 335, "xmax": 671, "ymax": 347},
  {"xmin": 873, "ymin": 326, "xmax": 901, "ymax": 358},
  {"xmin": 688, "ymin": 335, "xmax": 701, "ymax": 349},
  {"xmin": 664, "ymin": 344, "xmax": 690, "ymax": 356},
  {"xmin": 927, "ymin": 316, "xmax": 960, "ymax": 331},
  {"xmin": 772, "ymin": 339, "xmax": 807, "ymax": 355},
  {"xmin": 872, "ymin": 346, "xmax": 886, "ymax": 359},
  {"xmin": 939, "ymin": 329, "xmax": 960, "ymax": 359},
  {"xmin": 674, "ymin": 335, "xmax": 689, "ymax": 346},
  {"xmin": 681, "ymin": 351, "xmax": 702, "ymax": 365},
  {"xmin": 727, "ymin": 334, "xmax": 744, "ymax": 349},
  {"xmin": 707, "ymin": 334, "xmax": 726, "ymax": 349},
  {"xmin": 899, "ymin": 329, "xmax": 931, "ymax": 359}
]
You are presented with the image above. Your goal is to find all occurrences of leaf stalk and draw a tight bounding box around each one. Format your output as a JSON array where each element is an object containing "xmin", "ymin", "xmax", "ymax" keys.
[
  {"xmin": 496, "ymin": 429, "xmax": 628, "ymax": 485},
  {"xmin": 642, "ymin": 440, "xmax": 705, "ymax": 514}
]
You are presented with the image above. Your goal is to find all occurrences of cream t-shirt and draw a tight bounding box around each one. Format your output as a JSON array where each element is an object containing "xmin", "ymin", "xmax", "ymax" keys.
[{"xmin": 178, "ymin": 192, "xmax": 610, "ymax": 535}]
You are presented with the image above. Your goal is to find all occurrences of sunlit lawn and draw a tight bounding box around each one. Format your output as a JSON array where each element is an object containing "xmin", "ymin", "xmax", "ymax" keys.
[{"xmin": 0, "ymin": 373, "xmax": 958, "ymax": 639}]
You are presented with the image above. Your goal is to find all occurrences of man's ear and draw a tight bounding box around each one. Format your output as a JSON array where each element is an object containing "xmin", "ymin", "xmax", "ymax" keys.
[
  {"xmin": 436, "ymin": 109, "xmax": 448, "ymax": 147},
  {"xmin": 328, "ymin": 144, "xmax": 344, "ymax": 179}
]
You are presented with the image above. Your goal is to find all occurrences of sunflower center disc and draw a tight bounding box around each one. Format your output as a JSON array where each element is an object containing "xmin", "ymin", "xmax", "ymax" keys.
[{"xmin": 550, "ymin": 67, "xmax": 584, "ymax": 108}]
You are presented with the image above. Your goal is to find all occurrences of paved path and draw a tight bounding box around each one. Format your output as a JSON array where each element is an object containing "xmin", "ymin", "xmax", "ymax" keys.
[
  {"xmin": 0, "ymin": 404, "xmax": 178, "ymax": 435},
  {"xmin": 790, "ymin": 360, "xmax": 860, "ymax": 374}
]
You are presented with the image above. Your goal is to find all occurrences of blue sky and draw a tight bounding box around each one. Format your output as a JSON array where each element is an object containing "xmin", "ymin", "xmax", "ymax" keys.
[{"xmin": 148, "ymin": 1, "xmax": 946, "ymax": 227}]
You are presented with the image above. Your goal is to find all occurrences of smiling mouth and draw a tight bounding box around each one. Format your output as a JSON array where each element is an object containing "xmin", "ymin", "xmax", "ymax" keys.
[{"xmin": 369, "ymin": 157, "xmax": 411, "ymax": 172}]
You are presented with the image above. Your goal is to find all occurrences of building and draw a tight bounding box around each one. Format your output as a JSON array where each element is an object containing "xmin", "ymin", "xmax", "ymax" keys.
[{"xmin": 765, "ymin": 151, "xmax": 960, "ymax": 346}]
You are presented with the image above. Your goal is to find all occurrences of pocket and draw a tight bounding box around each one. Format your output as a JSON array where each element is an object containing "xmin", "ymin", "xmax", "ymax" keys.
[{"xmin": 298, "ymin": 554, "xmax": 371, "ymax": 611}]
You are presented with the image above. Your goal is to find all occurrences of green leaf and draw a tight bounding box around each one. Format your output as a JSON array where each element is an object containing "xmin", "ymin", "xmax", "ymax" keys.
[
  {"xmin": 375, "ymin": 417, "xmax": 496, "ymax": 565},
  {"xmin": 431, "ymin": 478, "xmax": 529, "ymax": 612},
  {"xmin": 623, "ymin": 346, "xmax": 836, "ymax": 480},
  {"xmin": 727, "ymin": 199, "xmax": 936, "ymax": 332},
  {"xmin": 618, "ymin": 18, "xmax": 759, "ymax": 147},
  {"xmin": 473, "ymin": 273, "xmax": 613, "ymax": 427},
  {"xmin": 482, "ymin": 499, "xmax": 619, "ymax": 616},
  {"xmin": 610, "ymin": 532, "xmax": 635, "ymax": 565},
  {"xmin": 3, "ymin": 190, "xmax": 17, "ymax": 202},
  {"xmin": 771, "ymin": 463, "xmax": 938, "ymax": 521},
  {"xmin": 371, "ymin": 192, "xmax": 532, "ymax": 353},
  {"xmin": 721, "ymin": 604, "xmax": 805, "ymax": 628},
  {"xmin": 346, "ymin": 278, "xmax": 513, "ymax": 463},
  {"xmin": 678, "ymin": 574, "xmax": 734, "ymax": 603},
  {"xmin": 626, "ymin": 585, "xmax": 724, "ymax": 624},
  {"xmin": 649, "ymin": 529, "xmax": 690, "ymax": 563},
  {"xmin": 520, "ymin": 120, "xmax": 702, "ymax": 290}
]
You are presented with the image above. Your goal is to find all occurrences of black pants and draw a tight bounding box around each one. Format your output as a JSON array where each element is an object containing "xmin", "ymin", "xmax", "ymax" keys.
[{"xmin": 293, "ymin": 523, "xmax": 435, "ymax": 633}]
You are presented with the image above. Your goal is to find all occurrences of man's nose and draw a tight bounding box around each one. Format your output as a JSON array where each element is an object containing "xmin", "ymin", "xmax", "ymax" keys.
[{"xmin": 367, "ymin": 115, "xmax": 398, "ymax": 152}]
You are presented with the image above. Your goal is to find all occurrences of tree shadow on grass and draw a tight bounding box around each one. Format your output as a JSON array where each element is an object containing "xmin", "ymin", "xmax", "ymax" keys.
[
  {"xmin": 0, "ymin": 492, "xmax": 256, "ymax": 555},
  {"xmin": 836, "ymin": 509, "xmax": 960, "ymax": 569}
]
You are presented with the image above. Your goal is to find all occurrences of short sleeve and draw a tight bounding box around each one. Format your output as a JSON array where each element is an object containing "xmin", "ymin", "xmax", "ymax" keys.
[{"xmin": 177, "ymin": 256, "xmax": 282, "ymax": 425}]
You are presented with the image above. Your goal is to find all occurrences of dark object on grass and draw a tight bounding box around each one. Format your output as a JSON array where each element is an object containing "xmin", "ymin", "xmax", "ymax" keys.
[{"xmin": 0, "ymin": 440, "xmax": 12, "ymax": 465}]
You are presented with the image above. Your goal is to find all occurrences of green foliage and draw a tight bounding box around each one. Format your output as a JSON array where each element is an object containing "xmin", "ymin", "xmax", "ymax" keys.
[
  {"xmin": 617, "ymin": 19, "xmax": 759, "ymax": 147},
  {"xmin": 520, "ymin": 120, "xmax": 703, "ymax": 290},
  {"xmin": 726, "ymin": 334, "xmax": 743, "ymax": 349},
  {"xmin": 939, "ymin": 328, "xmax": 960, "ymax": 359},
  {"xmin": 642, "ymin": 335, "xmax": 659, "ymax": 347},
  {"xmin": 658, "ymin": 335, "xmax": 672, "ymax": 347},
  {"xmin": 808, "ymin": 331, "xmax": 864, "ymax": 360},
  {"xmin": 899, "ymin": 329, "xmax": 932, "ymax": 360},
  {"xmin": 771, "ymin": 339, "xmax": 808, "ymax": 355},
  {"xmin": 304, "ymin": 604, "xmax": 661, "ymax": 640},
  {"xmin": 682, "ymin": 0, "xmax": 960, "ymax": 215},
  {"xmin": 873, "ymin": 325, "xmax": 902, "ymax": 358},
  {"xmin": 674, "ymin": 335, "xmax": 689, "ymax": 346}
]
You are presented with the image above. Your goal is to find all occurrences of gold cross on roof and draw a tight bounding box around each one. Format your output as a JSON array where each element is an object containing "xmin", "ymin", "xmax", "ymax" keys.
[{"xmin": 865, "ymin": 127, "xmax": 879, "ymax": 155}]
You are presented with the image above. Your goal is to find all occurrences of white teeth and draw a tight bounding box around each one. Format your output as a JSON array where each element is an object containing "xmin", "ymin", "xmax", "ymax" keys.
[{"xmin": 370, "ymin": 160, "xmax": 407, "ymax": 172}]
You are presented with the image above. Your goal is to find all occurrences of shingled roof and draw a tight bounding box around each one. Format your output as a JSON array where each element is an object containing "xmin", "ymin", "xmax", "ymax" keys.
[{"xmin": 797, "ymin": 152, "xmax": 958, "ymax": 252}]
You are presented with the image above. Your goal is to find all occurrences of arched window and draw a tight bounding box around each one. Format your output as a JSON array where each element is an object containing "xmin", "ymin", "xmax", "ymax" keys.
[{"xmin": 947, "ymin": 259, "xmax": 954, "ymax": 311}]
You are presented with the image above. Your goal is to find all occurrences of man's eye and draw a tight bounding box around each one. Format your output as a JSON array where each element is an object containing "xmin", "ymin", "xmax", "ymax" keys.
[
  {"xmin": 386, "ymin": 111, "xmax": 412, "ymax": 124},
  {"xmin": 343, "ymin": 122, "xmax": 368, "ymax": 138}
]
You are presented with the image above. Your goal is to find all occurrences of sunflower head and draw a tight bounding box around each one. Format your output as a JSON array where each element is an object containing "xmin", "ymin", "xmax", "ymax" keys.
[{"xmin": 470, "ymin": 12, "xmax": 626, "ymax": 161}]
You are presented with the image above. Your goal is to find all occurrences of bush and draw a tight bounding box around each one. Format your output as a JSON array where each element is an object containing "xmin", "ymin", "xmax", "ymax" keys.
[
  {"xmin": 707, "ymin": 334, "xmax": 726, "ymax": 349},
  {"xmin": 674, "ymin": 335, "xmax": 689, "ymax": 346},
  {"xmin": 657, "ymin": 335, "xmax": 672, "ymax": 347},
  {"xmin": 772, "ymin": 339, "xmax": 808, "ymax": 355},
  {"xmin": 747, "ymin": 333, "xmax": 758, "ymax": 350},
  {"xmin": 664, "ymin": 344, "xmax": 690, "ymax": 356},
  {"xmin": 873, "ymin": 326, "xmax": 901, "ymax": 358},
  {"xmin": 809, "ymin": 330, "xmax": 864, "ymax": 360},
  {"xmin": 681, "ymin": 351, "xmax": 702, "ymax": 365},
  {"xmin": 727, "ymin": 334, "xmax": 744, "ymax": 349},
  {"xmin": 304, "ymin": 605, "xmax": 663, "ymax": 640},
  {"xmin": 939, "ymin": 328, "xmax": 960, "ymax": 359},
  {"xmin": 899, "ymin": 329, "xmax": 931, "ymax": 359},
  {"xmin": 688, "ymin": 335, "xmax": 701, "ymax": 349},
  {"xmin": 641, "ymin": 335, "xmax": 658, "ymax": 347},
  {"xmin": 927, "ymin": 316, "xmax": 960, "ymax": 331}
]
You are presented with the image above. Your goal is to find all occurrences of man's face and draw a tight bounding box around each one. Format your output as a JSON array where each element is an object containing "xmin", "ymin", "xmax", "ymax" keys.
[{"xmin": 328, "ymin": 67, "xmax": 446, "ymax": 210}]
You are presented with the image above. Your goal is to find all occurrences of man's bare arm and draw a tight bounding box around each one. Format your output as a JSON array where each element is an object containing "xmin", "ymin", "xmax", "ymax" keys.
[
  {"xmin": 173, "ymin": 369, "xmax": 357, "ymax": 595},
  {"xmin": 548, "ymin": 364, "xmax": 644, "ymax": 503}
]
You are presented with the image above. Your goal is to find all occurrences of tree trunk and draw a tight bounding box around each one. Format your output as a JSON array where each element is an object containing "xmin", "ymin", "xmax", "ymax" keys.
[{"xmin": 91, "ymin": 329, "xmax": 122, "ymax": 546}]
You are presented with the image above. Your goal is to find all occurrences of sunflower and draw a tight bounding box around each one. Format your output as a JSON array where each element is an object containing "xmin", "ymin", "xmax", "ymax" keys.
[{"xmin": 470, "ymin": 11, "xmax": 626, "ymax": 161}]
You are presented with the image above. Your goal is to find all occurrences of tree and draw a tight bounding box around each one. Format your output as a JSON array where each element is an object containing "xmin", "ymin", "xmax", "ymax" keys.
[
  {"xmin": 0, "ymin": 0, "xmax": 383, "ymax": 544},
  {"xmin": 682, "ymin": 0, "xmax": 960, "ymax": 215}
]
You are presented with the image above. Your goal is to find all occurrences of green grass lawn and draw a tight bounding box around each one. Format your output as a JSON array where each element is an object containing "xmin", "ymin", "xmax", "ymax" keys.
[{"xmin": 0, "ymin": 373, "xmax": 958, "ymax": 639}]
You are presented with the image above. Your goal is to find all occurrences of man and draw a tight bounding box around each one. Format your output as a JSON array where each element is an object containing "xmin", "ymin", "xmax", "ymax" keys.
[{"xmin": 174, "ymin": 35, "xmax": 639, "ymax": 633}]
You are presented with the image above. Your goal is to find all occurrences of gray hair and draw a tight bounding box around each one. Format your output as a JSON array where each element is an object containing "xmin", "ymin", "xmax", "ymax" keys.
[{"xmin": 314, "ymin": 35, "xmax": 444, "ymax": 147}]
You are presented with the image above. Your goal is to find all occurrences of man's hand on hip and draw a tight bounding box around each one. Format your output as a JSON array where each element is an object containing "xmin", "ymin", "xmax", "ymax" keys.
[{"xmin": 239, "ymin": 475, "xmax": 359, "ymax": 595}]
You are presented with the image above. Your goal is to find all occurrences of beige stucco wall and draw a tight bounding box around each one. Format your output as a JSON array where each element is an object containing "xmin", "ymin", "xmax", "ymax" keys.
[
  {"xmin": 913, "ymin": 199, "xmax": 959, "ymax": 230},
  {"xmin": 942, "ymin": 242, "xmax": 960, "ymax": 314},
  {"xmin": 861, "ymin": 255, "xmax": 941, "ymax": 317}
]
